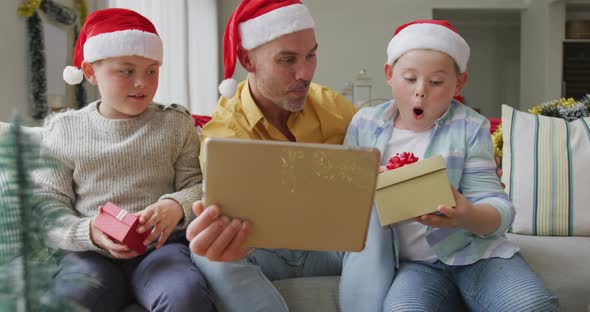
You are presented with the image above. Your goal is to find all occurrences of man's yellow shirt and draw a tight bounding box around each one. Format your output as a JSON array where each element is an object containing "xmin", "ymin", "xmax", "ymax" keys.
[{"xmin": 200, "ymin": 80, "xmax": 357, "ymax": 163}]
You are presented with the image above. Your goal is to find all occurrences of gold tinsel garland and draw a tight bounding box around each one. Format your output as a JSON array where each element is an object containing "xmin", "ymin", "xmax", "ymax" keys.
[
  {"xmin": 492, "ymin": 124, "xmax": 503, "ymax": 158},
  {"xmin": 17, "ymin": 0, "xmax": 42, "ymax": 17},
  {"xmin": 492, "ymin": 97, "xmax": 584, "ymax": 159},
  {"xmin": 19, "ymin": 0, "xmax": 87, "ymax": 24},
  {"xmin": 527, "ymin": 97, "xmax": 577, "ymax": 115},
  {"xmin": 74, "ymin": 0, "xmax": 88, "ymax": 25}
]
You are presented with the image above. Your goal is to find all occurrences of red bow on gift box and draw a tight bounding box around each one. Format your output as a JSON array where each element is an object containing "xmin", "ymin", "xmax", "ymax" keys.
[{"xmin": 386, "ymin": 152, "xmax": 419, "ymax": 170}]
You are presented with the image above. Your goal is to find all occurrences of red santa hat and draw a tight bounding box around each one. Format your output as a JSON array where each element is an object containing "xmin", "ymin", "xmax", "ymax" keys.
[
  {"xmin": 218, "ymin": 0, "xmax": 315, "ymax": 98},
  {"xmin": 386, "ymin": 20, "xmax": 470, "ymax": 72},
  {"xmin": 63, "ymin": 8, "xmax": 163, "ymax": 85}
]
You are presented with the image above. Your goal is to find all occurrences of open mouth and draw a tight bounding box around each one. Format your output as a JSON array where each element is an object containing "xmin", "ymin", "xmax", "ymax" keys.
[
  {"xmin": 413, "ymin": 108, "xmax": 424, "ymax": 117},
  {"xmin": 128, "ymin": 94, "xmax": 145, "ymax": 99}
]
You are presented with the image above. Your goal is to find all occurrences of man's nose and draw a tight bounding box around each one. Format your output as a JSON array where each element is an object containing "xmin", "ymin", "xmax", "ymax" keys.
[{"xmin": 294, "ymin": 61, "xmax": 315, "ymax": 81}]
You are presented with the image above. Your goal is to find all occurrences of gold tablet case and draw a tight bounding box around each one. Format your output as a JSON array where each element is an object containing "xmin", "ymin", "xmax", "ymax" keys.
[{"xmin": 202, "ymin": 138, "xmax": 380, "ymax": 252}]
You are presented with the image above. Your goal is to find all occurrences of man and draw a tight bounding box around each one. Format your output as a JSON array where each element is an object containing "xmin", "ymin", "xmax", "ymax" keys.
[{"xmin": 186, "ymin": 0, "xmax": 392, "ymax": 311}]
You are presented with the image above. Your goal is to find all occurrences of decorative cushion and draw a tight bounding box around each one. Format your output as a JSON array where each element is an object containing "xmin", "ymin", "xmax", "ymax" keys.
[{"xmin": 501, "ymin": 104, "xmax": 590, "ymax": 236}]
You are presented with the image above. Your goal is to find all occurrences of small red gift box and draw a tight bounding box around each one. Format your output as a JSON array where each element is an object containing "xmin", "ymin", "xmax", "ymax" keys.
[{"xmin": 94, "ymin": 202, "xmax": 150, "ymax": 254}]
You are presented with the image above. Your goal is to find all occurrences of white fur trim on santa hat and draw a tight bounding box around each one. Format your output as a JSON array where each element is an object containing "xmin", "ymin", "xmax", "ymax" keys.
[
  {"xmin": 386, "ymin": 23, "xmax": 470, "ymax": 72},
  {"xmin": 84, "ymin": 29, "xmax": 163, "ymax": 64},
  {"xmin": 219, "ymin": 78, "xmax": 238, "ymax": 98},
  {"xmin": 63, "ymin": 65, "xmax": 84, "ymax": 85},
  {"xmin": 239, "ymin": 4, "xmax": 315, "ymax": 50}
]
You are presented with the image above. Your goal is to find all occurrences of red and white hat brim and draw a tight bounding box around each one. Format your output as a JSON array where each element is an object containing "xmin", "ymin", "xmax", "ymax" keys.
[
  {"xmin": 386, "ymin": 23, "xmax": 470, "ymax": 72},
  {"xmin": 84, "ymin": 29, "xmax": 163, "ymax": 64},
  {"xmin": 239, "ymin": 4, "xmax": 315, "ymax": 50}
]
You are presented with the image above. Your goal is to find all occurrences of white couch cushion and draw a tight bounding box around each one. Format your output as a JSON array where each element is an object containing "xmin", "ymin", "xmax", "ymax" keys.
[
  {"xmin": 269, "ymin": 235, "xmax": 590, "ymax": 312},
  {"xmin": 506, "ymin": 233, "xmax": 590, "ymax": 312},
  {"xmin": 501, "ymin": 105, "xmax": 590, "ymax": 236}
]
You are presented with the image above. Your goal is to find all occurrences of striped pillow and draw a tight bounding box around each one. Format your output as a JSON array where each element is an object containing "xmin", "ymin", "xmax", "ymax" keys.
[{"xmin": 501, "ymin": 104, "xmax": 590, "ymax": 236}]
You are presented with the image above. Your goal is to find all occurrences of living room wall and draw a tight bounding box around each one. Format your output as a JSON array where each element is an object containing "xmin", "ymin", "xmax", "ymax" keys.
[
  {"xmin": 0, "ymin": 0, "xmax": 104, "ymax": 125},
  {"xmin": 1, "ymin": 0, "xmax": 572, "ymax": 123},
  {"xmin": 217, "ymin": 0, "xmax": 432, "ymax": 110},
  {"xmin": 217, "ymin": 0, "xmax": 564, "ymax": 118},
  {"xmin": 0, "ymin": 1, "xmax": 30, "ymax": 124}
]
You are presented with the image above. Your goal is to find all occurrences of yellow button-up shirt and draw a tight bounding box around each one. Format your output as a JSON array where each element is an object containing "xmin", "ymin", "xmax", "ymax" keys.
[{"xmin": 200, "ymin": 80, "xmax": 357, "ymax": 160}]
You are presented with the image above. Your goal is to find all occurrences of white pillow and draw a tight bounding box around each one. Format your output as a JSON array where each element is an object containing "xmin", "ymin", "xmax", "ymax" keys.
[{"xmin": 501, "ymin": 104, "xmax": 590, "ymax": 236}]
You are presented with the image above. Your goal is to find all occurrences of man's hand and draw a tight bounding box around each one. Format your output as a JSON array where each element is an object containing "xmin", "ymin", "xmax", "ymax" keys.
[
  {"xmin": 90, "ymin": 211, "xmax": 139, "ymax": 259},
  {"xmin": 186, "ymin": 200, "xmax": 252, "ymax": 262},
  {"xmin": 136, "ymin": 199, "xmax": 184, "ymax": 249}
]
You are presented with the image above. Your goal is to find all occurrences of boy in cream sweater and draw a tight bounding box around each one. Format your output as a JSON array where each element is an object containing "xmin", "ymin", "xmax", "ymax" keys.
[{"xmin": 35, "ymin": 8, "xmax": 213, "ymax": 312}]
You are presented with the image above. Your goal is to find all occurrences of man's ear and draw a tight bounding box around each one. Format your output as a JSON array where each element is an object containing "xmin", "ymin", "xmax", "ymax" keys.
[
  {"xmin": 454, "ymin": 72, "xmax": 469, "ymax": 96},
  {"xmin": 81, "ymin": 61, "xmax": 97, "ymax": 85},
  {"xmin": 237, "ymin": 47, "xmax": 255, "ymax": 73}
]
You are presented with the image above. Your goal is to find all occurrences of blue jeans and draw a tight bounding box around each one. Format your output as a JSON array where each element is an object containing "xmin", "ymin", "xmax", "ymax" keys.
[
  {"xmin": 384, "ymin": 253, "xmax": 559, "ymax": 312},
  {"xmin": 192, "ymin": 207, "xmax": 392, "ymax": 312},
  {"xmin": 192, "ymin": 249, "xmax": 342, "ymax": 312},
  {"xmin": 51, "ymin": 234, "xmax": 214, "ymax": 312}
]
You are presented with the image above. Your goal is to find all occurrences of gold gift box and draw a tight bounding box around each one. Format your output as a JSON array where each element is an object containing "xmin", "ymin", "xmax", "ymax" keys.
[{"xmin": 375, "ymin": 155, "xmax": 455, "ymax": 226}]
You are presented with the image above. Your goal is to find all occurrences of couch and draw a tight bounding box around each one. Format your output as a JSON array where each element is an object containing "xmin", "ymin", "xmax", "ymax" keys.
[{"xmin": 2, "ymin": 119, "xmax": 589, "ymax": 312}]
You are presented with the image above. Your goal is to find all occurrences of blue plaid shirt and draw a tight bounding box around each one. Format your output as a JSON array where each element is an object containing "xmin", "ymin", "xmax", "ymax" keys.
[{"xmin": 345, "ymin": 100, "xmax": 519, "ymax": 266}]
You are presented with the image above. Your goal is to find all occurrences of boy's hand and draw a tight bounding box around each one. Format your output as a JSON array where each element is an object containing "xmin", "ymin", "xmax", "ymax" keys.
[
  {"xmin": 416, "ymin": 187, "xmax": 471, "ymax": 229},
  {"xmin": 90, "ymin": 210, "xmax": 139, "ymax": 259},
  {"xmin": 136, "ymin": 199, "xmax": 184, "ymax": 249}
]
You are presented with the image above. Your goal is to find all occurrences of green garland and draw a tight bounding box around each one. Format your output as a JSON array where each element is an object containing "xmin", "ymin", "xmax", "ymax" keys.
[
  {"xmin": 18, "ymin": 0, "xmax": 87, "ymax": 120},
  {"xmin": 492, "ymin": 94, "xmax": 590, "ymax": 158}
]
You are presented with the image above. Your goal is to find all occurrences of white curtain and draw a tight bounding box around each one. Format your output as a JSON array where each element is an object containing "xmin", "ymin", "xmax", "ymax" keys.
[{"xmin": 108, "ymin": 0, "xmax": 218, "ymax": 115}]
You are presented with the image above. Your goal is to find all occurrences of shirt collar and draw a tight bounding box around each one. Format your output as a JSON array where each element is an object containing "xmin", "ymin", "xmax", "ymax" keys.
[
  {"xmin": 240, "ymin": 80, "xmax": 265, "ymax": 130},
  {"xmin": 240, "ymin": 79, "xmax": 305, "ymax": 131}
]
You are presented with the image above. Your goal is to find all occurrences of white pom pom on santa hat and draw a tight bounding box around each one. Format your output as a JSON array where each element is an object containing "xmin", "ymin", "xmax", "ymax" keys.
[
  {"xmin": 218, "ymin": 78, "xmax": 238, "ymax": 99},
  {"xmin": 63, "ymin": 66, "xmax": 84, "ymax": 85}
]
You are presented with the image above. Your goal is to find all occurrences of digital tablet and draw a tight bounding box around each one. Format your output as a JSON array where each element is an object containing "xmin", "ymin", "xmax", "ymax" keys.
[{"xmin": 202, "ymin": 137, "xmax": 380, "ymax": 251}]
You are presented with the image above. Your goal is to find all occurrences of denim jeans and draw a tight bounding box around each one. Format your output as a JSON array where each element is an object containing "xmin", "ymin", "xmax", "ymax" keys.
[
  {"xmin": 51, "ymin": 234, "xmax": 214, "ymax": 312},
  {"xmin": 192, "ymin": 248, "xmax": 342, "ymax": 312},
  {"xmin": 383, "ymin": 253, "xmax": 559, "ymax": 312},
  {"xmin": 192, "ymin": 207, "xmax": 393, "ymax": 312}
]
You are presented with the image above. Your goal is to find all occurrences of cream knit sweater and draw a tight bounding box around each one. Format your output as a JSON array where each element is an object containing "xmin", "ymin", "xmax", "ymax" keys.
[{"xmin": 34, "ymin": 101, "xmax": 201, "ymax": 254}]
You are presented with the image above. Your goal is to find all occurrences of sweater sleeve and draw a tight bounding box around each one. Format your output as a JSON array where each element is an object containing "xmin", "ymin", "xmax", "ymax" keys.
[
  {"xmin": 159, "ymin": 117, "xmax": 202, "ymax": 229},
  {"xmin": 34, "ymin": 122, "xmax": 102, "ymax": 252}
]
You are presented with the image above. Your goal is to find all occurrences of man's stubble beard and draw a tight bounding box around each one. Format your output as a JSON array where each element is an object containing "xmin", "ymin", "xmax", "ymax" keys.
[
  {"xmin": 276, "ymin": 95, "xmax": 306, "ymax": 112},
  {"xmin": 257, "ymin": 77, "xmax": 307, "ymax": 113}
]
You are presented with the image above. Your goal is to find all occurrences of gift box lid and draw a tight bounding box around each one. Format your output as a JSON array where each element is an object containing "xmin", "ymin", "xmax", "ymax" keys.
[
  {"xmin": 101, "ymin": 202, "xmax": 138, "ymax": 227},
  {"xmin": 376, "ymin": 155, "xmax": 446, "ymax": 190}
]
